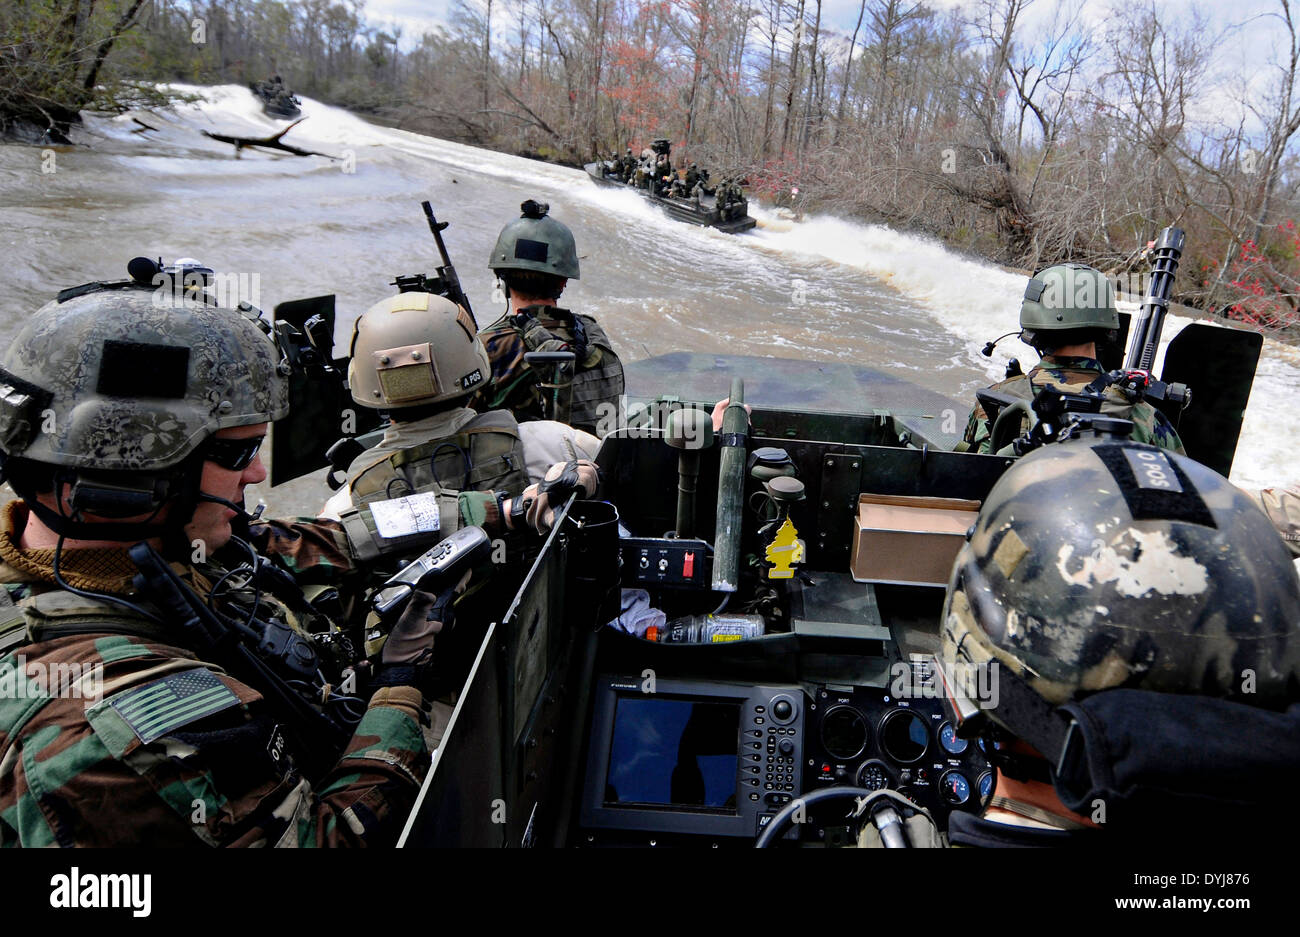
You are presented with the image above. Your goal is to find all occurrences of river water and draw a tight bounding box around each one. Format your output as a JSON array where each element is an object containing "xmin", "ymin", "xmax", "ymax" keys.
[{"xmin": 1, "ymin": 84, "xmax": 1295, "ymax": 508}]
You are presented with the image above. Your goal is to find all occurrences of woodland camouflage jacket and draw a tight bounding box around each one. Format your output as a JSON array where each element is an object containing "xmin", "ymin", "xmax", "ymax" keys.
[
  {"xmin": 0, "ymin": 505, "xmax": 430, "ymax": 847},
  {"xmin": 962, "ymin": 356, "xmax": 1186, "ymax": 455}
]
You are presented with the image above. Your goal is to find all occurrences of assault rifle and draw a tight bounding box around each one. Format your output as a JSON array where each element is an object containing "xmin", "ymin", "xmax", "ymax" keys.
[
  {"xmin": 129, "ymin": 542, "xmax": 355, "ymax": 779},
  {"xmin": 391, "ymin": 201, "xmax": 477, "ymax": 328}
]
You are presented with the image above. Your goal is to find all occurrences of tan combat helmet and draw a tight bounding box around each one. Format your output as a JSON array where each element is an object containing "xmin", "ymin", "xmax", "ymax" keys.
[{"xmin": 347, "ymin": 292, "xmax": 490, "ymax": 410}]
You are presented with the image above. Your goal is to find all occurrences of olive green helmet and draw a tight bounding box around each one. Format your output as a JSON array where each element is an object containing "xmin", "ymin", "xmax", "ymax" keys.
[
  {"xmin": 941, "ymin": 438, "xmax": 1300, "ymax": 721},
  {"xmin": 487, "ymin": 200, "xmax": 580, "ymax": 281},
  {"xmin": 0, "ymin": 288, "xmax": 288, "ymax": 474},
  {"xmin": 347, "ymin": 291, "xmax": 489, "ymax": 410},
  {"xmin": 1019, "ymin": 263, "xmax": 1119, "ymax": 332}
]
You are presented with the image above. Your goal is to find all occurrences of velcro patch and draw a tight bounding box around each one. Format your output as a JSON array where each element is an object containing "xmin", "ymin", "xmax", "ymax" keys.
[
  {"xmin": 1094, "ymin": 444, "xmax": 1215, "ymax": 528},
  {"xmin": 98, "ymin": 340, "xmax": 190, "ymax": 399},
  {"xmin": 109, "ymin": 668, "xmax": 241, "ymax": 743},
  {"xmin": 514, "ymin": 238, "xmax": 549, "ymax": 263}
]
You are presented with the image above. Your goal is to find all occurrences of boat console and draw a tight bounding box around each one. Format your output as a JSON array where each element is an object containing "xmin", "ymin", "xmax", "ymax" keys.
[{"xmin": 399, "ymin": 359, "xmax": 1021, "ymax": 847}]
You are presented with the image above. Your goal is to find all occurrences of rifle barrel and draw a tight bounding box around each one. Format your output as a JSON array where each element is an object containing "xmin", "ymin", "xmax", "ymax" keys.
[{"xmin": 1125, "ymin": 226, "xmax": 1185, "ymax": 372}]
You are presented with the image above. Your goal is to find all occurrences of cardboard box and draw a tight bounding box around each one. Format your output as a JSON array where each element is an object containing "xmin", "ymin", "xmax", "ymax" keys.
[{"xmin": 850, "ymin": 494, "xmax": 982, "ymax": 587}]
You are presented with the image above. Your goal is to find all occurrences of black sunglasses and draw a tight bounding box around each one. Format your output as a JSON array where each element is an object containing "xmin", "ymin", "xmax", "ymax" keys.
[{"xmin": 201, "ymin": 435, "xmax": 265, "ymax": 472}]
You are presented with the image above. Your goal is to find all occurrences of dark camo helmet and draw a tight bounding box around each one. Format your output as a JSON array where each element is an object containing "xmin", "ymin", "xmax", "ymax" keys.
[
  {"xmin": 488, "ymin": 200, "xmax": 580, "ymax": 280},
  {"xmin": 0, "ymin": 289, "xmax": 288, "ymax": 473},
  {"xmin": 1019, "ymin": 263, "xmax": 1119, "ymax": 332},
  {"xmin": 941, "ymin": 438, "xmax": 1300, "ymax": 714}
]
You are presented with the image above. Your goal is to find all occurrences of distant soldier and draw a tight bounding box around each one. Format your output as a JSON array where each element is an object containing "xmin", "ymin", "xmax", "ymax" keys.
[
  {"xmin": 478, "ymin": 200, "xmax": 625, "ymax": 437},
  {"xmin": 684, "ymin": 163, "xmax": 700, "ymax": 193},
  {"xmin": 961, "ymin": 264, "xmax": 1185, "ymax": 455},
  {"xmin": 654, "ymin": 153, "xmax": 672, "ymax": 193}
]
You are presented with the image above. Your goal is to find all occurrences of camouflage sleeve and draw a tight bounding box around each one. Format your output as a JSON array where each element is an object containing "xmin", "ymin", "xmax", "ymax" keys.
[
  {"xmin": 1129, "ymin": 405, "xmax": 1187, "ymax": 456},
  {"xmin": 0, "ymin": 635, "xmax": 429, "ymax": 847},
  {"xmin": 480, "ymin": 328, "xmax": 544, "ymax": 421},
  {"xmin": 1250, "ymin": 485, "xmax": 1300, "ymax": 557},
  {"xmin": 250, "ymin": 517, "xmax": 356, "ymax": 585},
  {"xmin": 283, "ymin": 685, "xmax": 431, "ymax": 847},
  {"xmin": 962, "ymin": 403, "xmax": 993, "ymax": 454}
]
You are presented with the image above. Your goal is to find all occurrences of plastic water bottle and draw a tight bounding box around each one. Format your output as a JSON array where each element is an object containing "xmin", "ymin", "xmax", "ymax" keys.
[{"xmin": 646, "ymin": 614, "xmax": 764, "ymax": 643}]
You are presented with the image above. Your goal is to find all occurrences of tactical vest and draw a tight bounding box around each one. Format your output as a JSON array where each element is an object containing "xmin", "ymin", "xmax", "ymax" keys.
[
  {"xmin": 984, "ymin": 370, "xmax": 1171, "ymax": 451},
  {"xmin": 518, "ymin": 309, "xmax": 625, "ymax": 433},
  {"xmin": 340, "ymin": 410, "xmax": 529, "ymax": 562}
]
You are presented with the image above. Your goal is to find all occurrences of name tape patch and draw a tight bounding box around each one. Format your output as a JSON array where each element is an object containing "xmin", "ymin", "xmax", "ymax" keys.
[
  {"xmin": 1121, "ymin": 448, "xmax": 1183, "ymax": 493},
  {"xmin": 1094, "ymin": 444, "xmax": 1215, "ymax": 528}
]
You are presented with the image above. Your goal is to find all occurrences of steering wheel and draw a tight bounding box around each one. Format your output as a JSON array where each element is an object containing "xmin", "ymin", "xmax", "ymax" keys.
[
  {"xmin": 754, "ymin": 786, "xmax": 878, "ymax": 848},
  {"xmin": 754, "ymin": 786, "xmax": 938, "ymax": 848}
]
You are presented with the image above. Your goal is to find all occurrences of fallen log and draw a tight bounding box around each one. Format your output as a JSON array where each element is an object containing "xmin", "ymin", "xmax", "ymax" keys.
[{"xmin": 201, "ymin": 119, "xmax": 335, "ymax": 158}]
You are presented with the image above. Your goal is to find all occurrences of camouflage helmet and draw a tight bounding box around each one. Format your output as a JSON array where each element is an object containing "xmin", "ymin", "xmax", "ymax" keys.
[
  {"xmin": 1019, "ymin": 263, "xmax": 1119, "ymax": 333},
  {"xmin": 488, "ymin": 200, "xmax": 580, "ymax": 281},
  {"xmin": 0, "ymin": 288, "xmax": 288, "ymax": 473},
  {"xmin": 347, "ymin": 291, "xmax": 489, "ymax": 410},
  {"xmin": 941, "ymin": 437, "xmax": 1300, "ymax": 721}
]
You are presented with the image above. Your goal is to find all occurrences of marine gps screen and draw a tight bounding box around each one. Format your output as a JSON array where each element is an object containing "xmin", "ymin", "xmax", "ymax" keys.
[{"xmin": 605, "ymin": 697, "xmax": 741, "ymax": 811}]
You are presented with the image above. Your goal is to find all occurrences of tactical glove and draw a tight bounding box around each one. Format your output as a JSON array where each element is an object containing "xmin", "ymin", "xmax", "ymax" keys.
[
  {"xmin": 372, "ymin": 576, "xmax": 464, "ymax": 693},
  {"xmin": 520, "ymin": 459, "xmax": 600, "ymax": 533}
]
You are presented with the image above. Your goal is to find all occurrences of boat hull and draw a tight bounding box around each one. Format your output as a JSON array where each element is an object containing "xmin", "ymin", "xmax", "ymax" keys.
[{"xmin": 585, "ymin": 162, "xmax": 757, "ymax": 234}]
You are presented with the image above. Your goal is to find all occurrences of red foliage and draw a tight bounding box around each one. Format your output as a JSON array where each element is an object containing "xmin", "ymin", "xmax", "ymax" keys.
[
  {"xmin": 747, "ymin": 153, "xmax": 803, "ymax": 199},
  {"xmin": 1219, "ymin": 221, "xmax": 1300, "ymax": 331}
]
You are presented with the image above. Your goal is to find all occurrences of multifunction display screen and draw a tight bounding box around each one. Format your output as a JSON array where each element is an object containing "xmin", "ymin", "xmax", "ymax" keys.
[{"xmin": 605, "ymin": 697, "xmax": 741, "ymax": 811}]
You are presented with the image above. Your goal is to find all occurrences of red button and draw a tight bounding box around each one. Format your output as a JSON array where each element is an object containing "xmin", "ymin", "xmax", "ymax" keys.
[{"xmin": 683, "ymin": 552, "xmax": 695, "ymax": 577}]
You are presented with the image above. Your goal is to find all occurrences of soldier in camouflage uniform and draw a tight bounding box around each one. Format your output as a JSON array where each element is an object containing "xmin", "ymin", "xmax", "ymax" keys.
[
  {"xmin": 938, "ymin": 437, "xmax": 1300, "ymax": 845},
  {"xmin": 961, "ymin": 264, "xmax": 1185, "ymax": 455},
  {"xmin": 0, "ymin": 286, "xmax": 446, "ymax": 847},
  {"xmin": 322, "ymin": 289, "xmax": 599, "ymax": 527},
  {"xmin": 1252, "ymin": 483, "xmax": 1300, "ymax": 558},
  {"xmin": 478, "ymin": 200, "xmax": 624, "ymax": 437}
]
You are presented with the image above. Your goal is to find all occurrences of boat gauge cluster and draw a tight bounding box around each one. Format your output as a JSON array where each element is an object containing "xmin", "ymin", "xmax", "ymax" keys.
[{"xmin": 804, "ymin": 685, "xmax": 993, "ymax": 820}]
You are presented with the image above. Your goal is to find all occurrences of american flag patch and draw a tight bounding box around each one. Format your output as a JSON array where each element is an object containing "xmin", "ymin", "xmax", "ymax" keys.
[{"xmin": 109, "ymin": 668, "xmax": 241, "ymax": 743}]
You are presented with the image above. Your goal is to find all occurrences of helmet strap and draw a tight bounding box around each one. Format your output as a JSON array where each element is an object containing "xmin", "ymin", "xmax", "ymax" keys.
[{"xmin": 19, "ymin": 454, "xmax": 207, "ymax": 555}]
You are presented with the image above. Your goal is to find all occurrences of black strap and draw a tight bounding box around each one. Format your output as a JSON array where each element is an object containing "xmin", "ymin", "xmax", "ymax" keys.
[{"xmin": 984, "ymin": 663, "xmax": 1075, "ymax": 777}]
